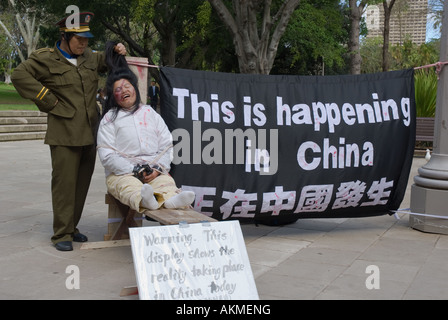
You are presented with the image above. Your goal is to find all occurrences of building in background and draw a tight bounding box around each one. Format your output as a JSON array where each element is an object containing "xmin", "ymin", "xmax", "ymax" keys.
[{"xmin": 365, "ymin": 0, "xmax": 428, "ymax": 45}]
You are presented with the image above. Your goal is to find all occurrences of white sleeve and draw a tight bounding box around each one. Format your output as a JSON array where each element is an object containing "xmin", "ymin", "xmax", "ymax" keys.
[
  {"xmin": 154, "ymin": 112, "xmax": 174, "ymax": 171},
  {"xmin": 97, "ymin": 118, "xmax": 135, "ymax": 175}
]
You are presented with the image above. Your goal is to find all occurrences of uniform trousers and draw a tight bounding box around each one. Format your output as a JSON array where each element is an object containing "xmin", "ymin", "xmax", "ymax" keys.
[
  {"xmin": 106, "ymin": 173, "xmax": 179, "ymax": 213},
  {"xmin": 50, "ymin": 144, "xmax": 96, "ymax": 244}
]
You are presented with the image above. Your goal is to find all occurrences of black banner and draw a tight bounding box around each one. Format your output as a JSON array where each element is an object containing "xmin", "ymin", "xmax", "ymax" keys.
[{"xmin": 160, "ymin": 67, "xmax": 415, "ymax": 225}]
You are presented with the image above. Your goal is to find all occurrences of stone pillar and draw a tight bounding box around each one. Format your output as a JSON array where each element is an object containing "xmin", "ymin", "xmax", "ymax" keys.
[
  {"xmin": 410, "ymin": 0, "xmax": 448, "ymax": 234},
  {"xmin": 126, "ymin": 57, "xmax": 148, "ymax": 105}
]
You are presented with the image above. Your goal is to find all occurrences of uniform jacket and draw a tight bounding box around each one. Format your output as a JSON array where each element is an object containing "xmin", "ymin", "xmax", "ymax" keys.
[
  {"xmin": 11, "ymin": 43, "xmax": 107, "ymax": 146},
  {"xmin": 97, "ymin": 105, "xmax": 173, "ymax": 177}
]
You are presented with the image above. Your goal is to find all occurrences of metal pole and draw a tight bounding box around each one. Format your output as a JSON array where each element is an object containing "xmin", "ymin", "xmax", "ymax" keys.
[{"xmin": 410, "ymin": 0, "xmax": 448, "ymax": 233}]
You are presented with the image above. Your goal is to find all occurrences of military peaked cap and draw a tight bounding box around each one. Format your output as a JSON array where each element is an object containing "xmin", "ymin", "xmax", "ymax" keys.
[{"xmin": 56, "ymin": 12, "xmax": 94, "ymax": 38}]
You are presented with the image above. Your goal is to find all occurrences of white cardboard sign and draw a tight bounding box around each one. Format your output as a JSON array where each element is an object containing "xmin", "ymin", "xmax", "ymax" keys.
[{"xmin": 129, "ymin": 220, "xmax": 259, "ymax": 300}]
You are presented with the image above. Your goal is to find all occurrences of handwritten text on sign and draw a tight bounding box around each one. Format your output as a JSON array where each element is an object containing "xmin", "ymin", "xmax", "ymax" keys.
[{"xmin": 129, "ymin": 221, "xmax": 258, "ymax": 300}]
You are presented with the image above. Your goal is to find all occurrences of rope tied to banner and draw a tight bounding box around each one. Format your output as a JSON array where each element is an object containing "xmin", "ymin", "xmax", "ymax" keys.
[
  {"xmin": 414, "ymin": 61, "xmax": 448, "ymax": 79},
  {"xmin": 391, "ymin": 208, "xmax": 448, "ymax": 220},
  {"xmin": 392, "ymin": 208, "xmax": 448, "ymax": 231},
  {"xmin": 127, "ymin": 59, "xmax": 448, "ymax": 79},
  {"xmin": 127, "ymin": 61, "xmax": 160, "ymax": 69}
]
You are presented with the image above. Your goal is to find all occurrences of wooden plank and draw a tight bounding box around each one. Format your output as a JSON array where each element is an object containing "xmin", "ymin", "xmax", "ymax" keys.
[
  {"xmin": 82, "ymin": 209, "xmax": 216, "ymax": 250},
  {"xmin": 120, "ymin": 286, "xmax": 138, "ymax": 297},
  {"xmin": 144, "ymin": 207, "xmax": 217, "ymax": 225},
  {"xmin": 416, "ymin": 117, "xmax": 435, "ymax": 142},
  {"xmin": 80, "ymin": 239, "xmax": 131, "ymax": 250},
  {"xmin": 105, "ymin": 193, "xmax": 114, "ymax": 204},
  {"xmin": 416, "ymin": 135, "xmax": 434, "ymax": 141},
  {"xmin": 104, "ymin": 193, "xmax": 143, "ymax": 240},
  {"xmin": 95, "ymin": 193, "xmax": 218, "ymax": 250}
]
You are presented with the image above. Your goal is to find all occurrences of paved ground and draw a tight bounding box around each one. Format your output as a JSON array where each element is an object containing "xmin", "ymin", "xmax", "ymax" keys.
[{"xmin": 1, "ymin": 140, "xmax": 447, "ymax": 300}]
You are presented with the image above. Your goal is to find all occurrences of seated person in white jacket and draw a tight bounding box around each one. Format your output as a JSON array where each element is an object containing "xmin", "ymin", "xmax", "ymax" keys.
[{"xmin": 97, "ymin": 68, "xmax": 194, "ymax": 212}]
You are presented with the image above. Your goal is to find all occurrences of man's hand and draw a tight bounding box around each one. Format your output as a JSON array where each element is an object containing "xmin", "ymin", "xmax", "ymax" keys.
[{"xmin": 114, "ymin": 43, "xmax": 127, "ymax": 56}]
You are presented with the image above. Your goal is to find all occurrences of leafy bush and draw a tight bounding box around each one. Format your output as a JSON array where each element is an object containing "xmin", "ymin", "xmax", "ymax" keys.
[{"xmin": 414, "ymin": 69, "xmax": 437, "ymax": 118}]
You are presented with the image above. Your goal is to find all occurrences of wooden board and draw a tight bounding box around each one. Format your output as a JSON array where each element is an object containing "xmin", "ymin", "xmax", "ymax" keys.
[
  {"xmin": 143, "ymin": 207, "xmax": 218, "ymax": 225},
  {"xmin": 120, "ymin": 286, "xmax": 139, "ymax": 297},
  {"xmin": 104, "ymin": 193, "xmax": 143, "ymax": 241},
  {"xmin": 80, "ymin": 239, "xmax": 131, "ymax": 250},
  {"xmin": 416, "ymin": 117, "xmax": 435, "ymax": 143},
  {"xmin": 81, "ymin": 194, "xmax": 218, "ymax": 250}
]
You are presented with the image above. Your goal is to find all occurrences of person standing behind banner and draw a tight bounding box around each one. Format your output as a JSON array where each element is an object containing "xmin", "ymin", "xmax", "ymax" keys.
[
  {"xmin": 11, "ymin": 12, "xmax": 127, "ymax": 252},
  {"xmin": 96, "ymin": 87, "xmax": 107, "ymax": 113},
  {"xmin": 148, "ymin": 80, "xmax": 159, "ymax": 109},
  {"xmin": 97, "ymin": 68, "xmax": 195, "ymax": 213}
]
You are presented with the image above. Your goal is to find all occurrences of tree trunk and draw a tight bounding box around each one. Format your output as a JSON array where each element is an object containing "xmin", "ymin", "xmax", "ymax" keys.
[
  {"xmin": 0, "ymin": 0, "xmax": 41, "ymax": 62},
  {"xmin": 4, "ymin": 58, "xmax": 12, "ymax": 84},
  {"xmin": 382, "ymin": 0, "xmax": 396, "ymax": 72},
  {"xmin": 154, "ymin": 19, "xmax": 177, "ymax": 68},
  {"xmin": 0, "ymin": 18, "xmax": 25, "ymax": 62},
  {"xmin": 12, "ymin": 2, "xmax": 40, "ymax": 59},
  {"xmin": 348, "ymin": 0, "xmax": 367, "ymax": 75},
  {"xmin": 208, "ymin": 0, "xmax": 300, "ymax": 74}
]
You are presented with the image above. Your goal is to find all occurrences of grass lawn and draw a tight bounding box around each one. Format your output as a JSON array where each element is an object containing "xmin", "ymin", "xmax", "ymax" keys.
[{"xmin": 0, "ymin": 82, "xmax": 38, "ymax": 111}]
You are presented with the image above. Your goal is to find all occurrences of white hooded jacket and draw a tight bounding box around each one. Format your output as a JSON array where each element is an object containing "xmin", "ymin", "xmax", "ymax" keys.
[{"xmin": 97, "ymin": 105, "xmax": 173, "ymax": 177}]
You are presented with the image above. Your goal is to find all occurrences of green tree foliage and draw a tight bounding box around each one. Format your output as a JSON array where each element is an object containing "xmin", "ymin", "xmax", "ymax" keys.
[
  {"xmin": 361, "ymin": 38, "xmax": 440, "ymax": 73},
  {"xmin": 360, "ymin": 37, "xmax": 383, "ymax": 74},
  {"xmin": 272, "ymin": 0, "xmax": 348, "ymax": 75},
  {"xmin": 391, "ymin": 39, "xmax": 440, "ymax": 70},
  {"xmin": 1, "ymin": 0, "xmax": 443, "ymax": 77},
  {"xmin": 40, "ymin": 0, "xmax": 234, "ymax": 79}
]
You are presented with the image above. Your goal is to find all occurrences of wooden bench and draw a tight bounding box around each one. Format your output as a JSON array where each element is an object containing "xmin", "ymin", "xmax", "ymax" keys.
[
  {"xmin": 416, "ymin": 117, "xmax": 435, "ymax": 143},
  {"xmin": 104, "ymin": 193, "xmax": 143, "ymax": 241},
  {"xmin": 80, "ymin": 193, "xmax": 217, "ymax": 249},
  {"xmin": 95, "ymin": 194, "xmax": 218, "ymax": 296}
]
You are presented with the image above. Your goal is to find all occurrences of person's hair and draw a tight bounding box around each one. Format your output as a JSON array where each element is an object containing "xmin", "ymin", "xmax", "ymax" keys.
[
  {"xmin": 103, "ymin": 68, "xmax": 141, "ymax": 121},
  {"xmin": 61, "ymin": 32, "xmax": 74, "ymax": 42},
  {"xmin": 105, "ymin": 41, "xmax": 128, "ymax": 70},
  {"xmin": 102, "ymin": 41, "xmax": 141, "ymax": 120}
]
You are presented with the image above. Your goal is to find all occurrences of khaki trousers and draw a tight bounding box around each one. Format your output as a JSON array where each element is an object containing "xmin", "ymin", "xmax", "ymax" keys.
[{"xmin": 106, "ymin": 173, "xmax": 179, "ymax": 212}]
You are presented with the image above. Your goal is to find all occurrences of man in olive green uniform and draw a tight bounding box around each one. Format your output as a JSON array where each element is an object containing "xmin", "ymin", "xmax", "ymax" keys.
[{"xmin": 11, "ymin": 12, "xmax": 127, "ymax": 251}]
